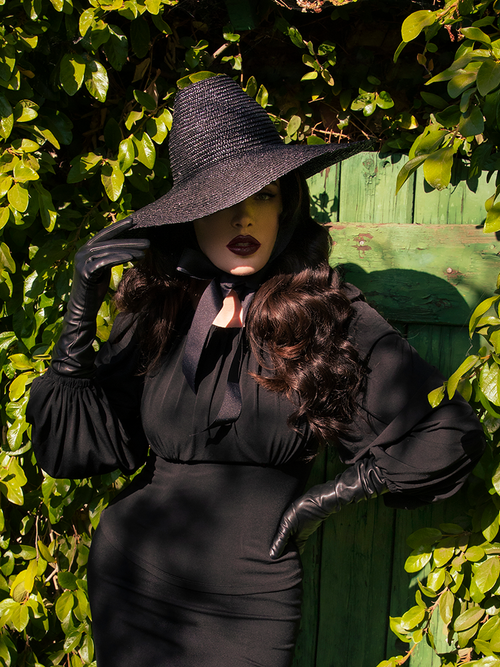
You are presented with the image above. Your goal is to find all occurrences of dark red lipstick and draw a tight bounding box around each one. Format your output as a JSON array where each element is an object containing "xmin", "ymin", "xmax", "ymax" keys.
[{"xmin": 226, "ymin": 235, "xmax": 261, "ymax": 256}]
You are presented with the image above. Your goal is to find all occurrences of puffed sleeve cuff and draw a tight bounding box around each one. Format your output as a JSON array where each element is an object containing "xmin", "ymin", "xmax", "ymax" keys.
[
  {"xmin": 339, "ymin": 290, "xmax": 486, "ymax": 510},
  {"xmin": 27, "ymin": 314, "xmax": 149, "ymax": 479}
]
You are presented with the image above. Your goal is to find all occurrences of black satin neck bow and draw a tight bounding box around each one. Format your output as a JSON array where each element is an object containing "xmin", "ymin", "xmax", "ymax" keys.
[{"xmin": 176, "ymin": 248, "xmax": 266, "ymax": 428}]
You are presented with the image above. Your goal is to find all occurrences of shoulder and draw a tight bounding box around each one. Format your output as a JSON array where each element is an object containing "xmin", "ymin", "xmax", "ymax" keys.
[{"xmin": 341, "ymin": 283, "xmax": 400, "ymax": 361}]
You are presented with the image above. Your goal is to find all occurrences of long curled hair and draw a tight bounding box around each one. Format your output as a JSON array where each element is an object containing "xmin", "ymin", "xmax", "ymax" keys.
[{"xmin": 115, "ymin": 171, "xmax": 364, "ymax": 448}]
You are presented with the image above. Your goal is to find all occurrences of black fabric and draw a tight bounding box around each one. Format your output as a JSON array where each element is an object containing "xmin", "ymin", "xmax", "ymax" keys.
[
  {"xmin": 88, "ymin": 529, "xmax": 302, "ymax": 667},
  {"xmin": 26, "ymin": 283, "xmax": 485, "ymax": 658}
]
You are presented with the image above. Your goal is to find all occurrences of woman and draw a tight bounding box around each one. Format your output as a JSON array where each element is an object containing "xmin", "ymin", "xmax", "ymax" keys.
[{"xmin": 27, "ymin": 75, "xmax": 484, "ymax": 667}]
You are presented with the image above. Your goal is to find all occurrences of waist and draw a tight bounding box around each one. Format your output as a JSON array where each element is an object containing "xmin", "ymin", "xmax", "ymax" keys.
[{"xmin": 99, "ymin": 456, "xmax": 310, "ymax": 593}]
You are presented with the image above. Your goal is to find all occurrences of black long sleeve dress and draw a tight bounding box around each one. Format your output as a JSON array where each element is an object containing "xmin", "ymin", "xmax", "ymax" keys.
[{"xmin": 26, "ymin": 285, "xmax": 484, "ymax": 667}]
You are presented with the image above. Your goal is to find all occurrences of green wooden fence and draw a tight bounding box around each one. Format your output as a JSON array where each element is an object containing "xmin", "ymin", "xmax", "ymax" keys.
[{"xmin": 292, "ymin": 152, "xmax": 499, "ymax": 667}]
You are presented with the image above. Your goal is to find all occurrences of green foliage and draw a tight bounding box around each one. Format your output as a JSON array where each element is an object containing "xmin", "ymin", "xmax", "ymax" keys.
[
  {"xmin": 377, "ymin": 275, "xmax": 500, "ymax": 666},
  {"xmin": 393, "ymin": 0, "xmax": 500, "ymax": 221}
]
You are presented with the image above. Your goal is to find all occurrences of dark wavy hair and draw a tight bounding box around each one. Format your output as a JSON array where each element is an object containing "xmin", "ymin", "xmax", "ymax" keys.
[{"xmin": 115, "ymin": 171, "xmax": 364, "ymax": 448}]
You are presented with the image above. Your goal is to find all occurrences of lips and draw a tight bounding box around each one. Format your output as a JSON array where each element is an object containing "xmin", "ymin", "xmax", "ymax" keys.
[{"xmin": 226, "ymin": 235, "xmax": 261, "ymax": 256}]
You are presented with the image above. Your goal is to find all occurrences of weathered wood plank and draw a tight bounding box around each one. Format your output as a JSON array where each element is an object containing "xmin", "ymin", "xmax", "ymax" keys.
[
  {"xmin": 328, "ymin": 223, "xmax": 498, "ymax": 324},
  {"xmin": 315, "ymin": 454, "xmax": 395, "ymax": 666},
  {"xmin": 413, "ymin": 164, "xmax": 492, "ymax": 226},
  {"xmin": 308, "ymin": 162, "xmax": 341, "ymax": 223},
  {"xmin": 338, "ymin": 153, "xmax": 414, "ymax": 224},
  {"xmin": 406, "ymin": 323, "xmax": 474, "ymax": 378}
]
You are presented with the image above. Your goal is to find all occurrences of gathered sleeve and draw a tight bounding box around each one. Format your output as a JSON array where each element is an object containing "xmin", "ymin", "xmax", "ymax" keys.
[
  {"xmin": 26, "ymin": 314, "xmax": 148, "ymax": 479},
  {"xmin": 338, "ymin": 292, "xmax": 486, "ymax": 509}
]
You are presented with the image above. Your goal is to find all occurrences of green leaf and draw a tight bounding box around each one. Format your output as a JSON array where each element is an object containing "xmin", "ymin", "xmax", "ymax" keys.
[
  {"xmin": 407, "ymin": 527, "xmax": 442, "ymax": 549},
  {"xmin": 288, "ymin": 26, "xmax": 305, "ymax": 49},
  {"xmin": 395, "ymin": 154, "xmax": 427, "ymax": 193},
  {"xmin": 13, "ymin": 158, "xmax": 38, "ymax": 183},
  {"xmin": 459, "ymin": 106, "xmax": 484, "ymax": 137},
  {"xmin": 466, "ymin": 546, "xmax": 486, "ymax": 562},
  {"xmin": 428, "ymin": 384, "xmax": 445, "ymax": 408},
  {"xmin": 376, "ymin": 91, "xmax": 394, "ymax": 109},
  {"xmin": 448, "ymin": 70, "xmax": 479, "ymax": 99},
  {"xmin": 0, "ymin": 242, "xmax": 16, "ymax": 273},
  {"xmin": 64, "ymin": 628, "xmax": 82, "ymax": 653},
  {"xmin": 118, "ymin": 138, "xmax": 135, "ymax": 172},
  {"xmin": 146, "ymin": 116, "xmax": 168, "ymax": 145},
  {"xmin": 256, "ymin": 84, "xmax": 268, "ymax": 108},
  {"xmin": 480, "ymin": 362, "xmax": 500, "ymax": 405},
  {"xmin": 423, "ymin": 145, "xmax": 455, "ymax": 190},
  {"xmin": 131, "ymin": 132, "xmax": 155, "ymax": 169},
  {"xmin": 462, "ymin": 26, "xmax": 492, "ymax": 45},
  {"xmin": 405, "ymin": 548, "xmax": 432, "ymax": 573},
  {"xmin": 401, "ymin": 11, "xmax": 436, "ymax": 42},
  {"xmin": 454, "ymin": 606, "xmax": 485, "ymax": 631},
  {"xmin": 79, "ymin": 7, "xmax": 95, "ymax": 36},
  {"xmin": 470, "ymin": 296, "xmax": 500, "ymax": 335},
  {"xmin": 7, "ymin": 183, "xmax": 29, "ymax": 212},
  {"xmin": 477, "ymin": 60, "xmax": 500, "ymax": 96},
  {"xmin": 306, "ymin": 136, "xmax": 325, "ymax": 145},
  {"xmin": 474, "ymin": 557, "xmax": 500, "ymax": 594},
  {"xmin": 55, "ymin": 590, "xmax": 75, "ymax": 623},
  {"xmin": 14, "ymin": 100, "xmax": 38, "ymax": 123},
  {"xmin": 125, "ymin": 109, "xmax": 143, "ymax": 131},
  {"xmin": 145, "ymin": 0, "xmax": 161, "ymax": 13},
  {"xmin": 440, "ymin": 589, "xmax": 455, "ymax": 625},
  {"xmin": 0, "ymin": 96, "xmax": 13, "ymax": 140},
  {"xmin": 434, "ymin": 545, "xmax": 455, "ymax": 568},
  {"xmin": 85, "ymin": 60, "xmax": 109, "ymax": 103},
  {"xmin": 58, "ymin": 571, "xmax": 78, "ymax": 590},
  {"xmin": 401, "ymin": 605, "xmax": 426, "ymax": 630},
  {"xmin": 133, "ymin": 90, "xmax": 156, "ymax": 110},
  {"xmin": 177, "ymin": 71, "xmax": 216, "ymax": 89},
  {"xmin": 9, "ymin": 603, "xmax": 29, "ymax": 632},
  {"xmin": 131, "ymin": 18, "xmax": 151, "ymax": 59},
  {"xmin": 448, "ymin": 355, "xmax": 480, "ymax": 398},
  {"xmin": 301, "ymin": 71, "xmax": 318, "ymax": 81},
  {"xmin": 35, "ymin": 182, "xmax": 57, "ymax": 232},
  {"xmin": 287, "ymin": 115, "xmax": 301, "ymax": 137},
  {"xmin": 427, "ymin": 568, "xmax": 446, "ymax": 591},
  {"xmin": 101, "ymin": 162, "xmax": 124, "ymax": 202},
  {"xmin": 420, "ymin": 91, "xmax": 448, "ymax": 109},
  {"xmin": 59, "ymin": 54, "xmax": 86, "ymax": 97},
  {"xmin": 103, "ymin": 25, "xmax": 128, "ymax": 72}
]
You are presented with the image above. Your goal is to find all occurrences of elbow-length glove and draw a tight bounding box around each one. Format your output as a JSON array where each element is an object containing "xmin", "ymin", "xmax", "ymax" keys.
[
  {"xmin": 52, "ymin": 218, "xmax": 149, "ymax": 378},
  {"xmin": 269, "ymin": 458, "xmax": 386, "ymax": 559}
]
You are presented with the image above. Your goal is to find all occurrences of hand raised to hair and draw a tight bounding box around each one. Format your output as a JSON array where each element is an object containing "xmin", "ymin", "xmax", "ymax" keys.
[{"xmin": 52, "ymin": 218, "xmax": 150, "ymax": 377}]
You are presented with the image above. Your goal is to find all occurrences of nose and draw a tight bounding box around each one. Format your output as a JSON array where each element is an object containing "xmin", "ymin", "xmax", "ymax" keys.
[{"xmin": 231, "ymin": 198, "xmax": 254, "ymax": 231}]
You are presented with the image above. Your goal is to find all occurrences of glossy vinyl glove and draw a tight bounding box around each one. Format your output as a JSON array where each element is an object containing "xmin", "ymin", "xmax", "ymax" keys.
[
  {"xmin": 269, "ymin": 458, "xmax": 386, "ymax": 559},
  {"xmin": 51, "ymin": 218, "xmax": 149, "ymax": 378}
]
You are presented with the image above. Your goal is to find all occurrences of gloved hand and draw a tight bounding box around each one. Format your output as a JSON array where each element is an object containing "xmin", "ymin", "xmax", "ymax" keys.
[
  {"xmin": 269, "ymin": 458, "xmax": 386, "ymax": 559},
  {"xmin": 51, "ymin": 217, "xmax": 150, "ymax": 377}
]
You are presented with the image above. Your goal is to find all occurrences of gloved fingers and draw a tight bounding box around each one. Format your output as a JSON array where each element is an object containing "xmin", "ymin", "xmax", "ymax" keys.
[
  {"xmin": 83, "ymin": 249, "xmax": 148, "ymax": 280},
  {"xmin": 269, "ymin": 510, "xmax": 297, "ymax": 560},
  {"xmin": 76, "ymin": 240, "xmax": 150, "ymax": 281},
  {"xmin": 85, "ymin": 217, "xmax": 136, "ymax": 247}
]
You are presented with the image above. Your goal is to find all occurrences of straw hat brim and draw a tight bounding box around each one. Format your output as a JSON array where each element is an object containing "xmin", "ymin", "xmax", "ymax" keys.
[{"xmin": 132, "ymin": 140, "xmax": 370, "ymax": 228}]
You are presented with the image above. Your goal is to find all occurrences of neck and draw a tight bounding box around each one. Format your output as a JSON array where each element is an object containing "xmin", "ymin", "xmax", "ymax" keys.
[{"xmin": 212, "ymin": 290, "xmax": 243, "ymax": 328}]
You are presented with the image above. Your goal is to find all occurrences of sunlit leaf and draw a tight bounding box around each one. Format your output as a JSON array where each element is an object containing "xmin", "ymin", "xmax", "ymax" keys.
[{"xmin": 401, "ymin": 10, "xmax": 436, "ymax": 42}]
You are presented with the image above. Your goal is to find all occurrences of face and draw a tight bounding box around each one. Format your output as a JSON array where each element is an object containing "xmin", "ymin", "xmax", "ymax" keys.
[{"xmin": 193, "ymin": 181, "xmax": 282, "ymax": 276}]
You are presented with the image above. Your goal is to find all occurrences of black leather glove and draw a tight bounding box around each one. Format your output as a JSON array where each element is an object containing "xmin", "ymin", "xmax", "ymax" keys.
[
  {"xmin": 51, "ymin": 218, "xmax": 149, "ymax": 377},
  {"xmin": 269, "ymin": 458, "xmax": 386, "ymax": 559}
]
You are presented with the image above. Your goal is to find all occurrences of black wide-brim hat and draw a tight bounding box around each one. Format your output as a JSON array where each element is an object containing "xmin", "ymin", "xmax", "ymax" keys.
[{"xmin": 132, "ymin": 74, "xmax": 371, "ymax": 228}]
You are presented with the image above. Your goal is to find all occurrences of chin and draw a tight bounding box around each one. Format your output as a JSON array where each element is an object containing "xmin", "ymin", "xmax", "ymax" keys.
[{"xmin": 229, "ymin": 266, "xmax": 257, "ymax": 276}]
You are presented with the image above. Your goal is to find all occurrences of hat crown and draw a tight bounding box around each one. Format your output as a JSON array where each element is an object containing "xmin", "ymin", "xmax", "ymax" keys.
[{"xmin": 169, "ymin": 76, "xmax": 282, "ymax": 185}]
